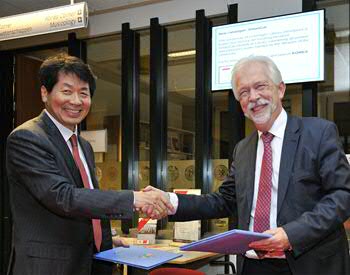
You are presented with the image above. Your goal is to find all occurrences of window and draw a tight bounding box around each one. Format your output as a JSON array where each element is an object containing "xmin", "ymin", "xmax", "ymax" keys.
[{"xmin": 86, "ymin": 35, "xmax": 122, "ymax": 232}]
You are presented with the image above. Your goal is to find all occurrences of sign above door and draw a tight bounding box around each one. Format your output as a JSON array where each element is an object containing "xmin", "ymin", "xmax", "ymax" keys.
[{"xmin": 0, "ymin": 2, "xmax": 88, "ymax": 42}]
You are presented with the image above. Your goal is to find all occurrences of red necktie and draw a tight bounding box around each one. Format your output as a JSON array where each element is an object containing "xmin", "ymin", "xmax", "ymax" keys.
[
  {"xmin": 70, "ymin": 134, "xmax": 102, "ymax": 251},
  {"xmin": 254, "ymin": 132, "xmax": 274, "ymax": 233}
]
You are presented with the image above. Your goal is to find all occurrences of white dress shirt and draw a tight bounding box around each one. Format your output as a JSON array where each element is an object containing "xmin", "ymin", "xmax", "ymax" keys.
[
  {"xmin": 245, "ymin": 108, "xmax": 287, "ymax": 258},
  {"xmin": 169, "ymin": 109, "xmax": 287, "ymax": 219},
  {"xmin": 169, "ymin": 109, "xmax": 288, "ymax": 258},
  {"xmin": 249, "ymin": 109, "xmax": 287, "ymax": 231},
  {"xmin": 45, "ymin": 110, "xmax": 94, "ymax": 189}
]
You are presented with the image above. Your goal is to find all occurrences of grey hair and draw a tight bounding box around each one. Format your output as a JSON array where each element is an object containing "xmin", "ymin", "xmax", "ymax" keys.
[{"xmin": 231, "ymin": 55, "xmax": 283, "ymax": 100}]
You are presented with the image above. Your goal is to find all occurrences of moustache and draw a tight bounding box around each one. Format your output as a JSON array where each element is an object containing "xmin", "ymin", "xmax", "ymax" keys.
[{"xmin": 247, "ymin": 98, "xmax": 271, "ymax": 111}]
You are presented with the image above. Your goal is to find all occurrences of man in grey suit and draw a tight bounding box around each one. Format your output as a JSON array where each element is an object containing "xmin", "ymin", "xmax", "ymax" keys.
[
  {"xmin": 6, "ymin": 54, "xmax": 172, "ymax": 275},
  {"xmin": 145, "ymin": 56, "xmax": 350, "ymax": 275}
]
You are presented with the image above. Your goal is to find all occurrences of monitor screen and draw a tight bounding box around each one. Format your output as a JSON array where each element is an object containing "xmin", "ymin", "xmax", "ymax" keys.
[{"xmin": 211, "ymin": 10, "xmax": 325, "ymax": 91}]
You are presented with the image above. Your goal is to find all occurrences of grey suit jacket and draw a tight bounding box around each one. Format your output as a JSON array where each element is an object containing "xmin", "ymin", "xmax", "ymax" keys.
[
  {"xmin": 6, "ymin": 111, "xmax": 134, "ymax": 275},
  {"xmin": 171, "ymin": 115, "xmax": 350, "ymax": 275}
]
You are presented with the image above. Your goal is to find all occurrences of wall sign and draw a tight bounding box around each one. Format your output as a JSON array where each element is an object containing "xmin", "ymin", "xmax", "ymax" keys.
[
  {"xmin": 80, "ymin": 129, "xmax": 107, "ymax": 153},
  {"xmin": 0, "ymin": 2, "xmax": 88, "ymax": 42}
]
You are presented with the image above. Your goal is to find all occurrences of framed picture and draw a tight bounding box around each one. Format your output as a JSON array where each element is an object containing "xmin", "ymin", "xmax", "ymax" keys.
[{"xmin": 168, "ymin": 131, "xmax": 181, "ymax": 152}]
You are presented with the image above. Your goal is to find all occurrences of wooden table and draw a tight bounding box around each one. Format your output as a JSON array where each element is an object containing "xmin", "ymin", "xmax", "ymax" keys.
[{"xmin": 116, "ymin": 238, "xmax": 223, "ymax": 275}]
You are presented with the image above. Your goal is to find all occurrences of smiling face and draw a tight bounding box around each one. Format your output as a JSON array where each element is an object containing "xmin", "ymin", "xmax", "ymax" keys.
[
  {"xmin": 41, "ymin": 72, "xmax": 91, "ymax": 131},
  {"xmin": 235, "ymin": 61, "xmax": 285, "ymax": 132}
]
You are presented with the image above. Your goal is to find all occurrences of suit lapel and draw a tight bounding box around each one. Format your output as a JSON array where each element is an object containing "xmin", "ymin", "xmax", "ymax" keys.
[
  {"xmin": 243, "ymin": 132, "xmax": 258, "ymax": 221},
  {"xmin": 277, "ymin": 115, "xmax": 300, "ymax": 215},
  {"xmin": 40, "ymin": 111, "xmax": 84, "ymax": 188}
]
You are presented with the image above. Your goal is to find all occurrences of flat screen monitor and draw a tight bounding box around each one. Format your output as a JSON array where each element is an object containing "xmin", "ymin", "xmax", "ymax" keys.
[{"xmin": 211, "ymin": 10, "xmax": 325, "ymax": 91}]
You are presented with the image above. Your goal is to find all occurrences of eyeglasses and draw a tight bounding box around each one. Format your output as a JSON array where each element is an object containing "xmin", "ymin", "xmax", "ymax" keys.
[{"xmin": 237, "ymin": 83, "xmax": 270, "ymax": 102}]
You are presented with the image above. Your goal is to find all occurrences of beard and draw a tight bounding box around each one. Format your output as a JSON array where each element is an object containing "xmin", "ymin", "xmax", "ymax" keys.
[{"xmin": 245, "ymin": 98, "xmax": 277, "ymax": 125}]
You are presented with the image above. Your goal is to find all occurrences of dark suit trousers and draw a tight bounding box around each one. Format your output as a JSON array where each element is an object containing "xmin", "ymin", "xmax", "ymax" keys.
[{"xmin": 242, "ymin": 258, "xmax": 292, "ymax": 275}]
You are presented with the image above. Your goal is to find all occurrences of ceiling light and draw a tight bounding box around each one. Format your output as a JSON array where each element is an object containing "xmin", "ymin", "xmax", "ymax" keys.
[
  {"xmin": 335, "ymin": 30, "xmax": 350, "ymax": 38},
  {"xmin": 168, "ymin": 50, "xmax": 196, "ymax": 58}
]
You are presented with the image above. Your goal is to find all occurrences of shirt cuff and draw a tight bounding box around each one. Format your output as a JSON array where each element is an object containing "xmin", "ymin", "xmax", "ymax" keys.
[
  {"xmin": 168, "ymin": 192, "xmax": 179, "ymax": 215},
  {"xmin": 132, "ymin": 191, "xmax": 137, "ymax": 212}
]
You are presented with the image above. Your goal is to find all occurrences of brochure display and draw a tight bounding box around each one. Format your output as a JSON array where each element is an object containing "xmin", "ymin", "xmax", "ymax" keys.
[
  {"xmin": 180, "ymin": 229, "xmax": 271, "ymax": 254},
  {"xmin": 94, "ymin": 246, "xmax": 182, "ymax": 270},
  {"xmin": 173, "ymin": 189, "xmax": 201, "ymax": 242}
]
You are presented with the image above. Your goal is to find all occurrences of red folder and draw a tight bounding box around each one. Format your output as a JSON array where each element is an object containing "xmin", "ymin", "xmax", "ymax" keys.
[{"xmin": 180, "ymin": 229, "xmax": 271, "ymax": 254}]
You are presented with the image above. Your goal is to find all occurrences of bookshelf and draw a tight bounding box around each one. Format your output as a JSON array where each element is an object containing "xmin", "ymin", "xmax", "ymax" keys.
[{"xmin": 140, "ymin": 121, "xmax": 194, "ymax": 160}]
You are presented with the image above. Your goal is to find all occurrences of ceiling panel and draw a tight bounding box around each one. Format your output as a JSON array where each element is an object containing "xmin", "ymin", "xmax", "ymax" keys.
[{"xmin": 0, "ymin": 1, "xmax": 26, "ymax": 17}]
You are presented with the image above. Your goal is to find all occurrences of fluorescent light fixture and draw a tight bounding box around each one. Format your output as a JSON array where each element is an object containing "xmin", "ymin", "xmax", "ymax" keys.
[
  {"xmin": 335, "ymin": 30, "xmax": 350, "ymax": 38},
  {"xmin": 168, "ymin": 50, "xmax": 196, "ymax": 58}
]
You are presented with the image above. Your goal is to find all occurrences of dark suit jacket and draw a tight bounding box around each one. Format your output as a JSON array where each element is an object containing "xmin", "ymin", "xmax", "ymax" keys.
[
  {"xmin": 171, "ymin": 115, "xmax": 350, "ymax": 275},
  {"xmin": 6, "ymin": 111, "xmax": 134, "ymax": 275}
]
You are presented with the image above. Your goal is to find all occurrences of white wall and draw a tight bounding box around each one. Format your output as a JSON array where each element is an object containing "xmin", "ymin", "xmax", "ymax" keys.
[{"xmin": 88, "ymin": 0, "xmax": 302, "ymax": 37}]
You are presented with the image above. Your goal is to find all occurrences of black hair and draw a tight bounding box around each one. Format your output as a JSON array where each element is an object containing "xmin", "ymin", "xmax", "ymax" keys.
[{"xmin": 38, "ymin": 53, "xmax": 96, "ymax": 96}]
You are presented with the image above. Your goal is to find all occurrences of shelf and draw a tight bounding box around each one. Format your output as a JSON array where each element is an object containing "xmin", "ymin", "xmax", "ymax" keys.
[
  {"xmin": 140, "ymin": 121, "xmax": 194, "ymax": 135},
  {"xmin": 139, "ymin": 146, "xmax": 193, "ymax": 156},
  {"xmin": 139, "ymin": 121, "xmax": 194, "ymax": 159}
]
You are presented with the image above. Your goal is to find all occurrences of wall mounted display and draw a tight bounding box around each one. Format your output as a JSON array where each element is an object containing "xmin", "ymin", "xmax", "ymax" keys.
[{"xmin": 212, "ymin": 10, "xmax": 325, "ymax": 90}]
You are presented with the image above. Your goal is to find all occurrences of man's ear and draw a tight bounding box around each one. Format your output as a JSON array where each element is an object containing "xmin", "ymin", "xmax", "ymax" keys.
[
  {"xmin": 278, "ymin": 82, "xmax": 286, "ymax": 100},
  {"xmin": 41, "ymin": 86, "xmax": 48, "ymax": 103}
]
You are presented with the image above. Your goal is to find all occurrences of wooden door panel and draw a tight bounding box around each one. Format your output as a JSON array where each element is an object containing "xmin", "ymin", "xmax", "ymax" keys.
[{"xmin": 15, "ymin": 54, "xmax": 44, "ymax": 126}]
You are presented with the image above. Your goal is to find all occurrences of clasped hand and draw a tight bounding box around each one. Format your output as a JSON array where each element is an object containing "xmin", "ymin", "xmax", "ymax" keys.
[
  {"xmin": 133, "ymin": 186, "xmax": 173, "ymax": 219},
  {"xmin": 248, "ymin": 227, "xmax": 292, "ymax": 258}
]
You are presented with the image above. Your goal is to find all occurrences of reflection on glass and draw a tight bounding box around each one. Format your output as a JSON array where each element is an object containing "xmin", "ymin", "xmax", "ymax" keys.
[
  {"xmin": 316, "ymin": 0, "xmax": 350, "ymax": 231},
  {"xmin": 23, "ymin": 47, "xmax": 68, "ymax": 60},
  {"xmin": 167, "ymin": 22, "xmax": 196, "ymax": 193},
  {"xmin": 316, "ymin": 1, "xmax": 350, "ymax": 156},
  {"xmin": 211, "ymin": 92, "xmax": 230, "ymax": 233},
  {"xmin": 139, "ymin": 29, "xmax": 151, "ymax": 190},
  {"xmin": 164, "ymin": 22, "xmax": 196, "ymax": 234},
  {"xmin": 86, "ymin": 35, "xmax": 122, "ymax": 231}
]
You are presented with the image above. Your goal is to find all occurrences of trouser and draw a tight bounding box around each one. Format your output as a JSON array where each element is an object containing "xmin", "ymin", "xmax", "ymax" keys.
[{"xmin": 242, "ymin": 257, "xmax": 292, "ymax": 275}]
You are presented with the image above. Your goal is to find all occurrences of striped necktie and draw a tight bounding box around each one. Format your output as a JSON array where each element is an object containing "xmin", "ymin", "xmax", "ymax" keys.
[
  {"xmin": 70, "ymin": 134, "xmax": 102, "ymax": 251},
  {"xmin": 254, "ymin": 132, "xmax": 274, "ymax": 233}
]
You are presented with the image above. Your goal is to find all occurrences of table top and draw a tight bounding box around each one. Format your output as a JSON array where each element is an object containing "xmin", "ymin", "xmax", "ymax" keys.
[{"xmin": 113, "ymin": 237, "xmax": 219, "ymax": 265}]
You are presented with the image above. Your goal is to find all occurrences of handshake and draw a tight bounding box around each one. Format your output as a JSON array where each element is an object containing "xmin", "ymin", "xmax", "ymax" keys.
[{"xmin": 133, "ymin": 186, "xmax": 174, "ymax": 219}]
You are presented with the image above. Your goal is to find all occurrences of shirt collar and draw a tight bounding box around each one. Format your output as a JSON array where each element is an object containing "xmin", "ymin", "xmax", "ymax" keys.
[
  {"xmin": 44, "ymin": 109, "xmax": 78, "ymax": 143},
  {"xmin": 258, "ymin": 108, "xmax": 287, "ymax": 139}
]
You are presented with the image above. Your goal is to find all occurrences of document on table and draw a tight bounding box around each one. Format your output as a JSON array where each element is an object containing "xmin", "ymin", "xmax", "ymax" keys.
[
  {"xmin": 180, "ymin": 229, "xmax": 271, "ymax": 254},
  {"xmin": 94, "ymin": 246, "xmax": 182, "ymax": 270}
]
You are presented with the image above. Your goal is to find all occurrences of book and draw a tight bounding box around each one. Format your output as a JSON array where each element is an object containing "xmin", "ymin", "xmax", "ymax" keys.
[
  {"xmin": 94, "ymin": 246, "xmax": 182, "ymax": 270},
  {"xmin": 180, "ymin": 229, "xmax": 271, "ymax": 254}
]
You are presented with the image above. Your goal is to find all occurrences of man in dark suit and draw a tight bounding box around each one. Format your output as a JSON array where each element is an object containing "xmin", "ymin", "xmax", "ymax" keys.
[
  {"xmin": 145, "ymin": 56, "xmax": 350, "ymax": 275},
  {"xmin": 6, "ymin": 54, "xmax": 172, "ymax": 275}
]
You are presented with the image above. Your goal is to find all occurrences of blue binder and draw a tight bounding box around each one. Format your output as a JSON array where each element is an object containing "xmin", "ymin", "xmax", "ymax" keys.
[
  {"xmin": 94, "ymin": 246, "xmax": 182, "ymax": 270},
  {"xmin": 180, "ymin": 229, "xmax": 271, "ymax": 254}
]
